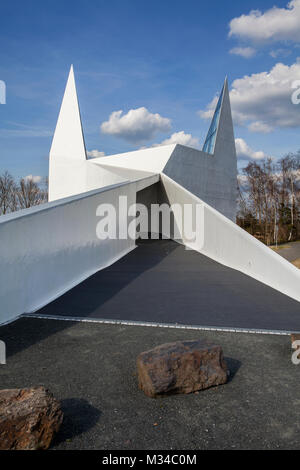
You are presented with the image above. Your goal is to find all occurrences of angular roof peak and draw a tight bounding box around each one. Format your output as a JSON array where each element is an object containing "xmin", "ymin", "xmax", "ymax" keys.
[
  {"xmin": 49, "ymin": 65, "xmax": 86, "ymax": 161},
  {"xmin": 202, "ymin": 81, "xmax": 225, "ymax": 154}
]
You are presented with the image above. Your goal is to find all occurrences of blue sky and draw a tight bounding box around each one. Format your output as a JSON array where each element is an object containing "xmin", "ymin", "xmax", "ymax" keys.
[{"xmin": 1, "ymin": 0, "xmax": 300, "ymax": 180}]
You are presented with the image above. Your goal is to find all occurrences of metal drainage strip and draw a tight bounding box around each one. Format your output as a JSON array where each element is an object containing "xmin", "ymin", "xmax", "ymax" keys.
[{"xmin": 22, "ymin": 313, "xmax": 294, "ymax": 336}]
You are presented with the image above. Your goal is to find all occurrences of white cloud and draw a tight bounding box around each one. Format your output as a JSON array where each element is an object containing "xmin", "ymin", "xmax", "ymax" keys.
[
  {"xmin": 87, "ymin": 149, "xmax": 106, "ymax": 158},
  {"xmin": 270, "ymin": 48, "xmax": 292, "ymax": 58},
  {"xmin": 140, "ymin": 131, "xmax": 199, "ymax": 150},
  {"xmin": 237, "ymin": 173, "xmax": 248, "ymax": 190},
  {"xmin": 229, "ymin": 47, "xmax": 256, "ymax": 58},
  {"xmin": 198, "ymin": 60, "xmax": 300, "ymax": 133},
  {"xmin": 100, "ymin": 107, "xmax": 171, "ymax": 143},
  {"xmin": 235, "ymin": 138, "xmax": 270, "ymax": 161},
  {"xmin": 157, "ymin": 131, "xmax": 199, "ymax": 148},
  {"xmin": 248, "ymin": 121, "xmax": 273, "ymax": 134},
  {"xmin": 198, "ymin": 96, "xmax": 219, "ymax": 121},
  {"xmin": 229, "ymin": 0, "xmax": 300, "ymax": 43},
  {"xmin": 23, "ymin": 175, "xmax": 43, "ymax": 183}
]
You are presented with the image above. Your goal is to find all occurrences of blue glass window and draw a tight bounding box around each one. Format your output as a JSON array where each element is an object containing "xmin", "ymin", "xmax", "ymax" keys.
[{"xmin": 202, "ymin": 85, "xmax": 224, "ymax": 154}]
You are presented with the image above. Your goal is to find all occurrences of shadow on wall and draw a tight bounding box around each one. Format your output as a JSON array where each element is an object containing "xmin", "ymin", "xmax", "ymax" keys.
[
  {"xmin": 0, "ymin": 240, "xmax": 178, "ymax": 357},
  {"xmin": 136, "ymin": 180, "xmax": 184, "ymax": 241}
]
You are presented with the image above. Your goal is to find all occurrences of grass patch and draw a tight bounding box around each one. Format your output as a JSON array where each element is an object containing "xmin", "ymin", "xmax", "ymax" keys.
[
  {"xmin": 270, "ymin": 244, "xmax": 291, "ymax": 251},
  {"xmin": 292, "ymin": 258, "xmax": 300, "ymax": 269}
]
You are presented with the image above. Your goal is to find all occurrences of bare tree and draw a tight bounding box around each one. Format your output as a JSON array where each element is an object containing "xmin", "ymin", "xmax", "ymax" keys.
[
  {"xmin": 0, "ymin": 172, "xmax": 48, "ymax": 216},
  {"xmin": 238, "ymin": 151, "xmax": 300, "ymax": 245},
  {"xmin": 17, "ymin": 177, "xmax": 47, "ymax": 209},
  {"xmin": 0, "ymin": 171, "xmax": 17, "ymax": 215}
]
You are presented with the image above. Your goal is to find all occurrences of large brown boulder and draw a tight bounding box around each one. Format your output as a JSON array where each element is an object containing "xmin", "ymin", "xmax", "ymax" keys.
[
  {"xmin": 0, "ymin": 386, "xmax": 63, "ymax": 450},
  {"xmin": 137, "ymin": 339, "xmax": 228, "ymax": 398}
]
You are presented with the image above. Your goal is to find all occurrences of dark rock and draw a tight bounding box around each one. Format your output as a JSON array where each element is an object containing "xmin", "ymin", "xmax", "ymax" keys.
[
  {"xmin": 0, "ymin": 386, "xmax": 63, "ymax": 450},
  {"xmin": 137, "ymin": 339, "xmax": 228, "ymax": 398}
]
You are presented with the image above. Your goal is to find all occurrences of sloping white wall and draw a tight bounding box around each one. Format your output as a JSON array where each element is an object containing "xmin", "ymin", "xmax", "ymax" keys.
[
  {"xmin": 92, "ymin": 144, "xmax": 176, "ymax": 173},
  {"xmin": 0, "ymin": 178, "xmax": 160, "ymax": 325},
  {"xmin": 161, "ymin": 174, "xmax": 300, "ymax": 304},
  {"xmin": 49, "ymin": 152, "xmax": 161, "ymax": 202}
]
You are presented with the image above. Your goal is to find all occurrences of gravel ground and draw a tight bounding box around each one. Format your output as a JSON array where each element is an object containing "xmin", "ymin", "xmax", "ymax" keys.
[{"xmin": 1, "ymin": 317, "xmax": 300, "ymax": 450}]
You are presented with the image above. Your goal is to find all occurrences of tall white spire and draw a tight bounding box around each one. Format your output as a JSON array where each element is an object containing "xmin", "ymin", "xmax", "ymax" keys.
[
  {"xmin": 49, "ymin": 66, "xmax": 87, "ymax": 201},
  {"xmin": 49, "ymin": 65, "xmax": 86, "ymax": 161}
]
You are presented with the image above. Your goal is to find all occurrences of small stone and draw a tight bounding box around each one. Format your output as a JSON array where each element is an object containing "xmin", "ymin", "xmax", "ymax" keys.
[
  {"xmin": 0, "ymin": 386, "xmax": 63, "ymax": 450},
  {"xmin": 137, "ymin": 339, "xmax": 228, "ymax": 398}
]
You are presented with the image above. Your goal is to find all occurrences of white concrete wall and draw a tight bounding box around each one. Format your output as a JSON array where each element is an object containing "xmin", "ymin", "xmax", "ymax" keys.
[
  {"xmin": 163, "ymin": 144, "xmax": 237, "ymax": 222},
  {"xmin": 0, "ymin": 181, "xmax": 141, "ymax": 325},
  {"xmin": 93, "ymin": 144, "xmax": 176, "ymax": 174},
  {"xmin": 161, "ymin": 174, "xmax": 300, "ymax": 304}
]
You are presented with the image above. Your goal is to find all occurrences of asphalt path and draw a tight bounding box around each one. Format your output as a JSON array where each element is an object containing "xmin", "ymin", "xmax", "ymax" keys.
[
  {"xmin": 36, "ymin": 239, "xmax": 300, "ymax": 332},
  {"xmin": 272, "ymin": 241, "xmax": 300, "ymax": 263}
]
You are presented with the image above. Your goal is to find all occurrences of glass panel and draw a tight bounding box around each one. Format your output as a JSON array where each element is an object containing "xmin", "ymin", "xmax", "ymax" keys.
[{"xmin": 202, "ymin": 85, "xmax": 224, "ymax": 154}]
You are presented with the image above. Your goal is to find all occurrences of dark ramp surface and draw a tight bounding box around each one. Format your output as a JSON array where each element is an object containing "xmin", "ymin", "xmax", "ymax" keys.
[{"xmin": 36, "ymin": 239, "xmax": 300, "ymax": 332}]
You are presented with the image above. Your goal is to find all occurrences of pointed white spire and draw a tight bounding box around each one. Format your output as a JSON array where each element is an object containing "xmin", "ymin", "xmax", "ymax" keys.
[
  {"xmin": 213, "ymin": 76, "xmax": 236, "ymax": 160},
  {"xmin": 49, "ymin": 65, "xmax": 86, "ymax": 161},
  {"xmin": 48, "ymin": 66, "xmax": 88, "ymax": 201}
]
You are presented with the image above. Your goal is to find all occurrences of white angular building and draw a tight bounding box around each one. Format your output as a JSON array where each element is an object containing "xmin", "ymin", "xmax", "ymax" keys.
[
  {"xmin": 49, "ymin": 67, "xmax": 237, "ymax": 222},
  {"xmin": 0, "ymin": 66, "xmax": 300, "ymax": 329}
]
